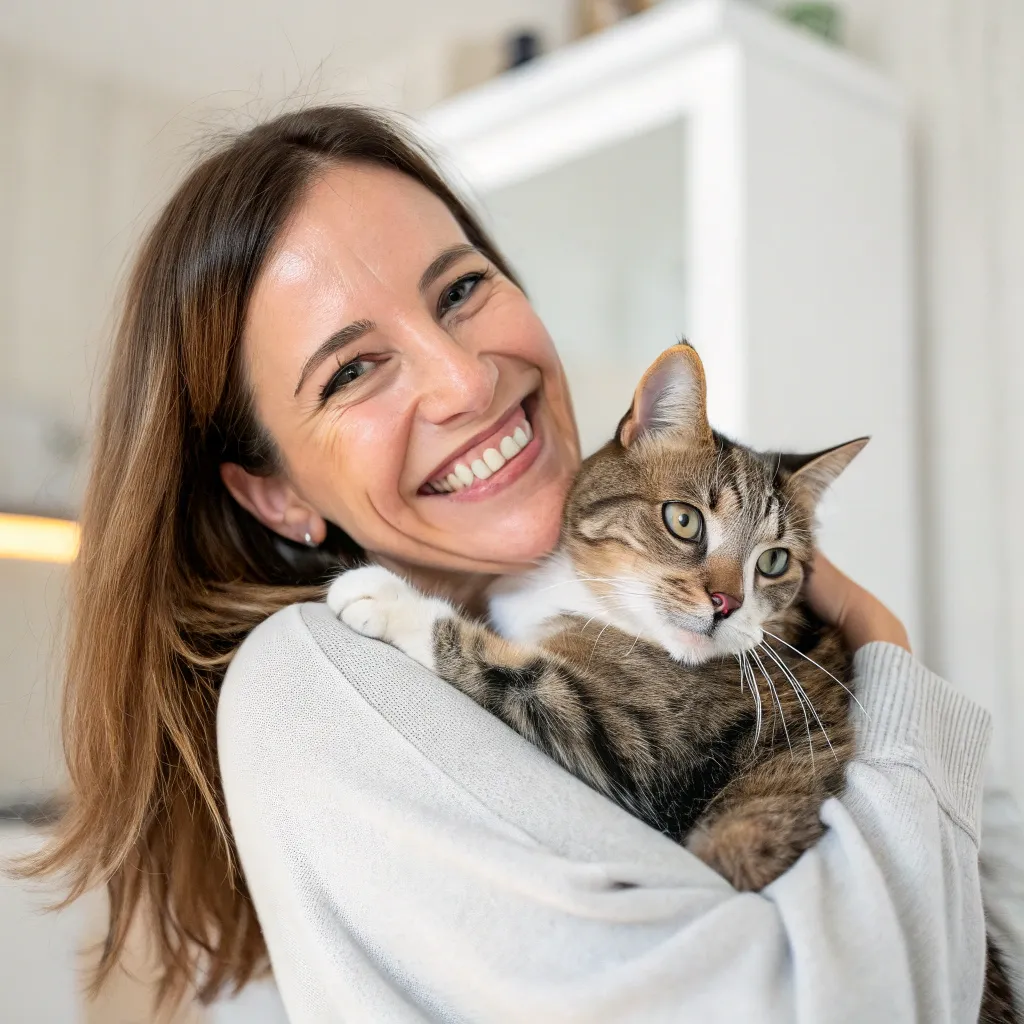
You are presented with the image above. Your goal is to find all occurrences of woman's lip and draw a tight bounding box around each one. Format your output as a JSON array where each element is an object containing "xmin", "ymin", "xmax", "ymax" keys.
[
  {"xmin": 419, "ymin": 399, "xmax": 528, "ymax": 490},
  {"xmin": 431, "ymin": 423, "xmax": 543, "ymax": 502}
]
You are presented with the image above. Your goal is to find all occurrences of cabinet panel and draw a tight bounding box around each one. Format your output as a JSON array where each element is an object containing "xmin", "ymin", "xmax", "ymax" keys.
[{"xmin": 484, "ymin": 120, "xmax": 689, "ymax": 454}]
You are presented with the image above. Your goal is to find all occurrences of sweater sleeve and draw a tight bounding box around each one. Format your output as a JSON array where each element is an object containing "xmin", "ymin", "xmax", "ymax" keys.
[{"xmin": 218, "ymin": 608, "xmax": 992, "ymax": 1024}]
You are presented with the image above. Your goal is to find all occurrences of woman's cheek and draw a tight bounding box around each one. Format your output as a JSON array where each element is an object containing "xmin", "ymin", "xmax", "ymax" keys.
[{"xmin": 302, "ymin": 408, "xmax": 401, "ymax": 526}]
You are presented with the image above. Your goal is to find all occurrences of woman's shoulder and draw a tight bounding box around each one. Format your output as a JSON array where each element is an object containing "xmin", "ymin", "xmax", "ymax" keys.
[
  {"xmin": 217, "ymin": 602, "xmax": 388, "ymax": 777},
  {"xmin": 221, "ymin": 602, "xmax": 341, "ymax": 719}
]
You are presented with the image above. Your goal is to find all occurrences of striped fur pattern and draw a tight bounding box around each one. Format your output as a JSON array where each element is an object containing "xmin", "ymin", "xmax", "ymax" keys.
[{"xmin": 434, "ymin": 607, "xmax": 851, "ymax": 889}]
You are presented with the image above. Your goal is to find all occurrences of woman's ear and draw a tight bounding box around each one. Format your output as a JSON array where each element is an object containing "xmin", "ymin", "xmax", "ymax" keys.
[{"xmin": 220, "ymin": 463, "xmax": 327, "ymax": 545}]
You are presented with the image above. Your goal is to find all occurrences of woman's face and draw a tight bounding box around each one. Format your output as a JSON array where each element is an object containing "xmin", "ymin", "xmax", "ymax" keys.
[{"xmin": 233, "ymin": 162, "xmax": 580, "ymax": 577}]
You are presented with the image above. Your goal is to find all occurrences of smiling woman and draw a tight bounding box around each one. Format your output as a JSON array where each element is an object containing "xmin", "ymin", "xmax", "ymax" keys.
[
  {"xmin": 16, "ymin": 105, "xmax": 579, "ymax": 1010},
  {"xmin": 15, "ymin": 103, "xmax": 1018, "ymax": 1024}
]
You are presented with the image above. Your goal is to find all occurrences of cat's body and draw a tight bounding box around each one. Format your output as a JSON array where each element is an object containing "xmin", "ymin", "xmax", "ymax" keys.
[
  {"xmin": 328, "ymin": 344, "xmax": 1017, "ymax": 1021},
  {"xmin": 438, "ymin": 585, "xmax": 851, "ymax": 889}
]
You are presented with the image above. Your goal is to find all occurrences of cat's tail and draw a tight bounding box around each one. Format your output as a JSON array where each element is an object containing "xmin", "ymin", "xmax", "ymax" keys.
[{"xmin": 980, "ymin": 934, "xmax": 1021, "ymax": 1024}]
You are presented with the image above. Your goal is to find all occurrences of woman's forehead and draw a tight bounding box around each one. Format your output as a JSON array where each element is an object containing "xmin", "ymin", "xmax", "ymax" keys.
[
  {"xmin": 243, "ymin": 162, "xmax": 472, "ymax": 401},
  {"xmin": 266, "ymin": 162, "xmax": 467, "ymax": 289}
]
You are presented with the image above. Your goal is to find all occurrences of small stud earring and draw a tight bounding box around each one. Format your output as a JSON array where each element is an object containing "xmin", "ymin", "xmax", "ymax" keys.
[{"xmin": 304, "ymin": 532, "xmax": 315, "ymax": 547}]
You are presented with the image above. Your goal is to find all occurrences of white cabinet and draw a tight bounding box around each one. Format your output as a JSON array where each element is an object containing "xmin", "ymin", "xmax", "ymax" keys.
[{"xmin": 425, "ymin": 0, "xmax": 920, "ymax": 641}]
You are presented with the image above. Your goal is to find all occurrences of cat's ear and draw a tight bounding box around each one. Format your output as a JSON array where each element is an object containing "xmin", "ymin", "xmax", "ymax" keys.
[
  {"xmin": 617, "ymin": 343, "xmax": 713, "ymax": 448},
  {"xmin": 779, "ymin": 437, "xmax": 869, "ymax": 504}
]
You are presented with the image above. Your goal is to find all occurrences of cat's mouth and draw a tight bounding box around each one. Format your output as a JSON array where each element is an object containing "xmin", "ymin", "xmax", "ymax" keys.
[
  {"xmin": 662, "ymin": 608, "xmax": 762, "ymax": 662},
  {"xmin": 417, "ymin": 396, "xmax": 538, "ymax": 498}
]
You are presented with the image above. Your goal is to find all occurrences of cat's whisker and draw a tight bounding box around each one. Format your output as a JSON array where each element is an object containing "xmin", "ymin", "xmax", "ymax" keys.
[
  {"xmin": 748, "ymin": 647, "xmax": 793, "ymax": 758},
  {"xmin": 586, "ymin": 621, "xmax": 613, "ymax": 668},
  {"xmin": 759, "ymin": 642, "xmax": 839, "ymax": 766},
  {"xmin": 762, "ymin": 630, "xmax": 870, "ymax": 721},
  {"xmin": 534, "ymin": 575, "xmax": 651, "ymax": 598},
  {"xmin": 740, "ymin": 653, "xmax": 763, "ymax": 749},
  {"xmin": 625, "ymin": 631, "xmax": 644, "ymax": 658},
  {"xmin": 754, "ymin": 645, "xmax": 811, "ymax": 770}
]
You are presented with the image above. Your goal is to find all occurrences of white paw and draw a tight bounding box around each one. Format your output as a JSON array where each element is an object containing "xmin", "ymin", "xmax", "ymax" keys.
[{"xmin": 326, "ymin": 565, "xmax": 451, "ymax": 672}]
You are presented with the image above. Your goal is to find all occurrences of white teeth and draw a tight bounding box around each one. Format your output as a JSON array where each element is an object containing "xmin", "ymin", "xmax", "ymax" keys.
[
  {"xmin": 482, "ymin": 447, "xmax": 505, "ymax": 472},
  {"xmin": 429, "ymin": 419, "xmax": 535, "ymax": 493}
]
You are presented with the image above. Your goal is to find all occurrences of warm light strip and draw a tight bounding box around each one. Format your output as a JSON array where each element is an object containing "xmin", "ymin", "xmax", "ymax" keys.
[{"xmin": 0, "ymin": 513, "xmax": 80, "ymax": 564}]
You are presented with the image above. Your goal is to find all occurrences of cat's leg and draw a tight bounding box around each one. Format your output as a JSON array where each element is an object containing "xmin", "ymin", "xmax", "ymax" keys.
[
  {"xmin": 684, "ymin": 750, "xmax": 845, "ymax": 891},
  {"xmin": 326, "ymin": 566, "xmax": 623, "ymax": 795},
  {"xmin": 327, "ymin": 565, "xmax": 455, "ymax": 673}
]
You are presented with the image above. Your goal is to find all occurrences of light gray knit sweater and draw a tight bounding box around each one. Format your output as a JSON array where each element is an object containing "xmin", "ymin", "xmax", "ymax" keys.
[{"xmin": 218, "ymin": 602, "xmax": 1023, "ymax": 1023}]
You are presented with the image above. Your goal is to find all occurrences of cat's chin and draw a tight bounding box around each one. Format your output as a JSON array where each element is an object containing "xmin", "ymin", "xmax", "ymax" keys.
[
  {"xmin": 665, "ymin": 623, "xmax": 765, "ymax": 666},
  {"xmin": 664, "ymin": 629, "xmax": 719, "ymax": 666}
]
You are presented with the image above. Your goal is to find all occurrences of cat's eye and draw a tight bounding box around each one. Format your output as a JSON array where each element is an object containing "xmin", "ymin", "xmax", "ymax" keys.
[
  {"xmin": 662, "ymin": 502, "xmax": 704, "ymax": 543},
  {"xmin": 757, "ymin": 548, "xmax": 790, "ymax": 578}
]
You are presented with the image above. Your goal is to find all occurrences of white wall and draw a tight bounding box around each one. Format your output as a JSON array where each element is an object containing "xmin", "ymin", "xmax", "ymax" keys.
[
  {"xmin": 0, "ymin": 826, "xmax": 101, "ymax": 1023},
  {"xmin": 838, "ymin": 0, "xmax": 1024, "ymax": 800},
  {"xmin": 0, "ymin": 44, "xmax": 189, "ymax": 805}
]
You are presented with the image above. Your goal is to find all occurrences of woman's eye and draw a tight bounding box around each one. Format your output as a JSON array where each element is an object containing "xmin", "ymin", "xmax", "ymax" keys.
[
  {"xmin": 756, "ymin": 548, "xmax": 790, "ymax": 578},
  {"xmin": 320, "ymin": 358, "xmax": 374, "ymax": 402},
  {"xmin": 662, "ymin": 502, "xmax": 704, "ymax": 542},
  {"xmin": 438, "ymin": 273, "xmax": 484, "ymax": 316}
]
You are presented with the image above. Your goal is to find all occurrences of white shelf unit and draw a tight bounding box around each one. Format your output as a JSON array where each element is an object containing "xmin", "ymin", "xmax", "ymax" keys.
[{"xmin": 424, "ymin": 0, "xmax": 920, "ymax": 642}]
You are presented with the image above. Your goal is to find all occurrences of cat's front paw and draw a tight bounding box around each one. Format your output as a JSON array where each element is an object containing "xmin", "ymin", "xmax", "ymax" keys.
[
  {"xmin": 685, "ymin": 811, "xmax": 821, "ymax": 892},
  {"xmin": 326, "ymin": 565, "xmax": 452, "ymax": 672}
]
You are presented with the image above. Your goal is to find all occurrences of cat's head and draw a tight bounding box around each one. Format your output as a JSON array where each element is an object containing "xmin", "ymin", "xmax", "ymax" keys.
[{"xmin": 563, "ymin": 344, "xmax": 866, "ymax": 664}]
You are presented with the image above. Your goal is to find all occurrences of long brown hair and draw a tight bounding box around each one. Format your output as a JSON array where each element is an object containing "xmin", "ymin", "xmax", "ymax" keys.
[{"xmin": 20, "ymin": 105, "xmax": 517, "ymax": 1010}]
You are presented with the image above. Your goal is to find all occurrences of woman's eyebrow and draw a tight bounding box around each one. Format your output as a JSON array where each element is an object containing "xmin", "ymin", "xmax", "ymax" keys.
[
  {"xmin": 418, "ymin": 243, "xmax": 480, "ymax": 293},
  {"xmin": 294, "ymin": 318, "xmax": 375, "ymax": 397}
]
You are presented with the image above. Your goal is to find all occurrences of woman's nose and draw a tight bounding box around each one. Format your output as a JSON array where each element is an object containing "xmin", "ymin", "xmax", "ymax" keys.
[{"xmin": 413, "ymin": 330, "xmax": 498, "ymax": 424}]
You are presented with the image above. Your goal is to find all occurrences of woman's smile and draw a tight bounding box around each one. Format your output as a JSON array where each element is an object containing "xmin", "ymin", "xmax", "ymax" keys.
[{"xmin": 417, "ymin": 396, "xmax": 539, "ymax": 500}]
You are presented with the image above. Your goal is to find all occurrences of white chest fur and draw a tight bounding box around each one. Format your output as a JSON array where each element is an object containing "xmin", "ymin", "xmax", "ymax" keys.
[{"xmin": 487, "ymin": 553, "xmax": 625, "ymax": 644}]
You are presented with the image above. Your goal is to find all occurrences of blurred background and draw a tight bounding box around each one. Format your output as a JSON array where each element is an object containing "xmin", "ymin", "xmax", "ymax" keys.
[{"xmin": 0, "ymin": 0, "xmax": 1021, "ymax": 1019}]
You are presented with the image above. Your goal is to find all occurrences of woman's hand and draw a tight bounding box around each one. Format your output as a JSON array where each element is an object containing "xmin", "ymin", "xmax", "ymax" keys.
[{"xmin": 804, "ymin": 552, "xmax": 911, "ymax": 653}]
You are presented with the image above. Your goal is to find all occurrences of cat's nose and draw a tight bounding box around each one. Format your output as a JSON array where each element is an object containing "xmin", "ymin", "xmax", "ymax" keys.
[{"xmin": 710, "ymin": 592, "xmax": 742, "ymax": 618}]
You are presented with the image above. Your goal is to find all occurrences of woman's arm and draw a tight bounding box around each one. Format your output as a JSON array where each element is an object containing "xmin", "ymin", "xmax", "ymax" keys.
[{"xmin": 218, "ymin": 602, "xmax": 990, "ymax": 1023}]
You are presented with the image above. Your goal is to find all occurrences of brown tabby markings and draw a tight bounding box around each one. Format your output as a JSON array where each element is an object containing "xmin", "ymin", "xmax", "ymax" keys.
[
  {"xmin": 406, "ymin": 343, "xmax": 1016, "ymax": 1019},
  {"xmin": 436, "ymin": 610, "xmax": 851, "ymax": 890}
]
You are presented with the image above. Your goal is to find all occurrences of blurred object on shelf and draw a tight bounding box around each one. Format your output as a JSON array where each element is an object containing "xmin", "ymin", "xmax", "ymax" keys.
[
  {"xmin": 577, "ymin": 0, "xmax": 660, "ymax": 38},
  {"xmin": 779, "ymin": 3, "xmax": 842, "ymax": 44},
  {"xmin": 507, "ymin": 31, "xmax": 542, "ymax": 69},
  {"xmin": 448, "ymin": 37, "xmax": 505, "ymax": 95},
  {"xmin": 448, "ymin": 28, "xmax": 543, "ymax": 97}
]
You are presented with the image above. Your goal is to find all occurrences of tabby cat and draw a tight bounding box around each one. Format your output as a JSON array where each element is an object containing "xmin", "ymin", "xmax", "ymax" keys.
[{"xmin": 327, "ymin": 343, "xmax": 1017, "ymax": 1022}]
